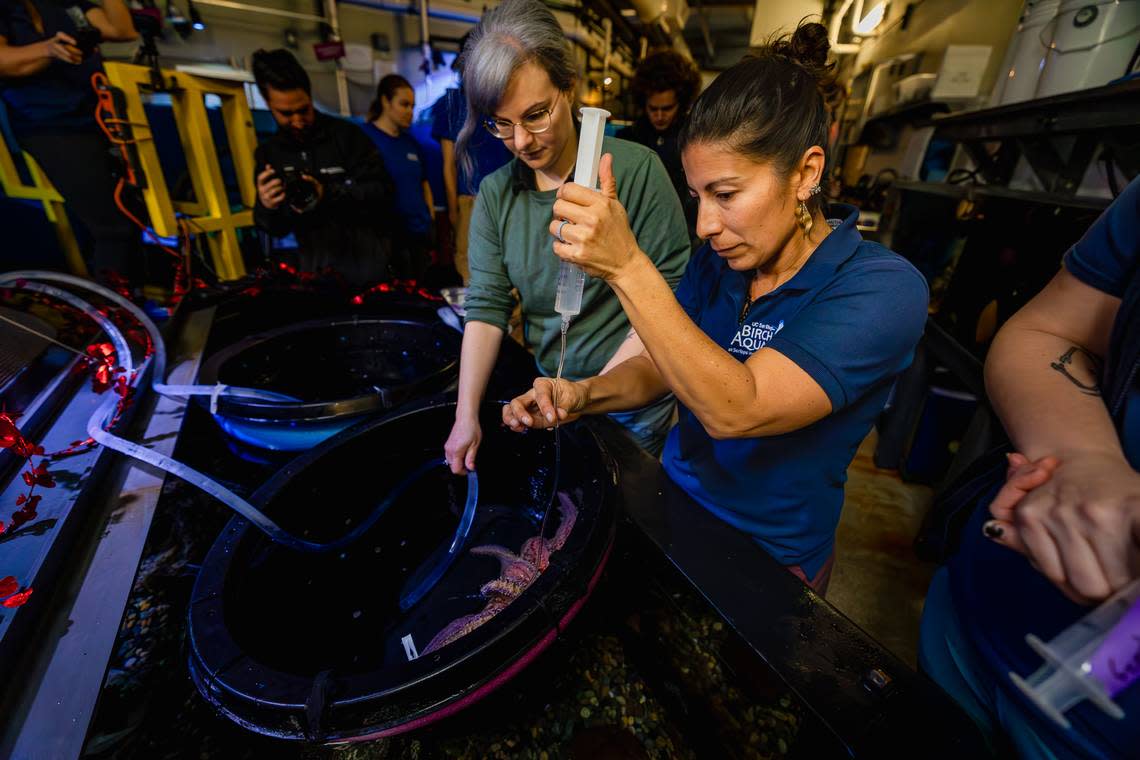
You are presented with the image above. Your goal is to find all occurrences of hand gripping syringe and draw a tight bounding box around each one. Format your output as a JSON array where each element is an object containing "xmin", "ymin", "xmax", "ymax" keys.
[{"xmin": 554, "ymin": 106, "xmax": 611, "ymax": 326}]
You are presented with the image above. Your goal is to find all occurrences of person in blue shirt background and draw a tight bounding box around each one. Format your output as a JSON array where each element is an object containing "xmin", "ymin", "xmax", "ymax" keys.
[
  {"xmin": 430, "ymin": 33, "xmax": 512, "ymax": 284},
  {"xmin": 502, "ymin": 22, "xmax": 928, "ymax": 594},
  {"xmin": 363, "ymin": 74, "xmax": 434, "ymax": 281},
  {"xmin": 0, "ymin": 0, "xmax": 138, "ymax": 284},
  {"xmin": 919, "ymin": 176, "xmax": 1140, "ymax": 760}
]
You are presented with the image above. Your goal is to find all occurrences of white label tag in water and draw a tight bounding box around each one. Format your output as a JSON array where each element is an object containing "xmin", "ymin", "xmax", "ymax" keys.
[{"xmin": 401, "ymin": 634, "xmax": 419, "ymax": 661}]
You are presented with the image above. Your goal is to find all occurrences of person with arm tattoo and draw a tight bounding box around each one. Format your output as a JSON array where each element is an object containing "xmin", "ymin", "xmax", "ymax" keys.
[{"xmin": 919, "ymin": 176, "xmax": 1140, "ymax": 759}]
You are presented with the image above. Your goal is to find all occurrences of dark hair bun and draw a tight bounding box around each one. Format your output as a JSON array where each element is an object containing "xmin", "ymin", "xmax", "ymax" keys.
[
  {"xmin": 771, "ymin": 21, "xmax": 844, "ymax": 109},
  {"xmin": 783, "ymin": 21, "xmax": 831, "ymax": 69}
]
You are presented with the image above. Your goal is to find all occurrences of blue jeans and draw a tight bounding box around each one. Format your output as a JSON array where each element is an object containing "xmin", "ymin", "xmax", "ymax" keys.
[{"xmin": 919, "ymin": 568, "xmax": 1095, "ymax": 760}]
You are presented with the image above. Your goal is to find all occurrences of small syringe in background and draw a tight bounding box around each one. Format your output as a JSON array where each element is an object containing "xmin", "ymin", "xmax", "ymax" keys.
[{"xmin": 1010, "ymin": 577, "xmax": 1140, "ymax": 728}]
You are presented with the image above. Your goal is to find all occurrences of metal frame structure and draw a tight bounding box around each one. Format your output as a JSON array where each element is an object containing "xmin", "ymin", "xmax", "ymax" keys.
[
  {"xmin": 0, "ymin": 141, "xmax": 87, "ymax": 277},
  {"xmin": 103, "ymin": 62, "xmax": 259, "ymax": 281}
]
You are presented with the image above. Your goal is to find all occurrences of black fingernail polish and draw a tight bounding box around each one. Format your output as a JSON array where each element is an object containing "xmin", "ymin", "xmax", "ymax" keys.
[{"xmin": 983, "ymin": 521, "xmax": 1004, "ymax": 539}]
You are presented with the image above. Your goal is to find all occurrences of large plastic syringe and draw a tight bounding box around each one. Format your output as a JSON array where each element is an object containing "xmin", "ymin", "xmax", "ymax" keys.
[
  {"xmin": 1011, "ymin": 577, "xmax": 1140, "ymax": 728},
  {"xmin": 554, "ymin": 106, "xmax": 611, "ymax": 322}
]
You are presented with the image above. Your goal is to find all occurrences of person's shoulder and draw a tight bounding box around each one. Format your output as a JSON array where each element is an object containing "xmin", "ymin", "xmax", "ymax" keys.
[
  {"xmin": 832, "ymin": 240, "xmax": 929, "ymax": 304},
  {"xmin": 481, "ymin": 159, "xmax": 515, "ymax": 188},
  {"xmin": 472, "ymin": 160, "xmax": 515, "ymax": 209},
  {"xmin": 321, "ymin": 111, "xmax": 354, "ymax": 128},
  {"xmin": 605, "ymin": 135, "xmax": 655, "ymax": 164},
  {"xmin": 606, "ymin": 136, "xmax": 671, "ymax": 198},
  {"xmin": 326, "ymin": 114, "xmax": 372, "ymax": 143},
  {"xmin": 845, "ymin": 240, "xmax": 924, "ymax": 277}
]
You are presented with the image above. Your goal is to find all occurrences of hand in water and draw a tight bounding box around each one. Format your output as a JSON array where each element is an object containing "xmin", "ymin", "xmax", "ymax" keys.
[
  {"xmin": 503, "ymin": 378, "xmax": 589, "ymax": 431},
  {"xmin": 445, "ymin": 415, "xmax": 481, "ymax": 475}
]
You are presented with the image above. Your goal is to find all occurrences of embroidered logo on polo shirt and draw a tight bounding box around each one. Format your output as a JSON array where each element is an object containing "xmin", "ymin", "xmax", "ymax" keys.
[{"xmin": 729, "ymin": 320, "xmax": 784, "ymax": 357}]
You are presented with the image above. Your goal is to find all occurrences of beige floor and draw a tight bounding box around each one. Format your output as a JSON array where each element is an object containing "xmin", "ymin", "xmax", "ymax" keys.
[{"xmin": 828, "ymin": 430, "xmax": 937, "ymax": 667}]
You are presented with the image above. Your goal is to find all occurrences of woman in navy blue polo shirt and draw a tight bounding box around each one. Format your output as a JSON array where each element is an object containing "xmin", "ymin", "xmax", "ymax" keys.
[
  {"xmin": 363, "ymin": 74, "xmax": 433, "ymax": 280},
  {"xmin": 0, "ymin": 0, "xmax": 137, "ymax": 283},
  {"xmin": 502, "ymin": 23, "xmax": 929, "ymax": 593}
]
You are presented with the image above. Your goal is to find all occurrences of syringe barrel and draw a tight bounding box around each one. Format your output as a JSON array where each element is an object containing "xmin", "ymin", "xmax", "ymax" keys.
[
  {"xmin": 555, "ymin": 260, "xmax": 585, "ymax": 317},
  {"xmin": 1012, "ymin": 577, "xmax": 1140, "ymax": 726},
  {"xmin": 556, "ymin": 107, "xmax": 610, "ymax": 320}
]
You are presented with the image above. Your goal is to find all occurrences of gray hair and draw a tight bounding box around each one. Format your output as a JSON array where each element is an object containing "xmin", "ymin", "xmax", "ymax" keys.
[{"xmin": 456, "ymin": 0, "xmax": 578, "ymax": 179}]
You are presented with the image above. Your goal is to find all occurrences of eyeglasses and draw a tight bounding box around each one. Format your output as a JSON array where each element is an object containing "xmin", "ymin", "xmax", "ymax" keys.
[{"xmin": 483, "ymin": 106, "xmax": 554, "ymax": 139}]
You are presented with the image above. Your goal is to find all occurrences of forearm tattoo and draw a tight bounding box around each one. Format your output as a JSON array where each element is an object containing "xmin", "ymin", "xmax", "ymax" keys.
[{"xmin": 1050, "ymin": 346, "xmax": 1103, "ymax": 396}]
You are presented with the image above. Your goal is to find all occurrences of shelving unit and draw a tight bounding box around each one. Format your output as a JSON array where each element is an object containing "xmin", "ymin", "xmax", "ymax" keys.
[
  {"xmin": 929, "ymin": 79, "xmax": 1140, "ymax": 141},
  {"xmin": 923, "ymin": 79, "xmax": 1140, "ymax": 197},
  {"xmin": 894, "ymin": 180, "xmax": 1111, "ymax": 211}
]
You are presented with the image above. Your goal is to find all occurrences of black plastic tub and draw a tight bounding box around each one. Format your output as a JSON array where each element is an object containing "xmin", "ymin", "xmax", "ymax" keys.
[
  {"xmin": 186, "ymin": 400, "xmax": 617, "ymax": 742},
  {"xmin": 196, "ymin": 317, "xmax": 462, "ymax": 450}
]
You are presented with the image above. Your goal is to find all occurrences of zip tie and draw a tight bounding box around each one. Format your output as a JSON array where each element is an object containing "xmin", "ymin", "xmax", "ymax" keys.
[{"xmin": 210, "ymin": 383, "xmax": 227, "ymax": 416}]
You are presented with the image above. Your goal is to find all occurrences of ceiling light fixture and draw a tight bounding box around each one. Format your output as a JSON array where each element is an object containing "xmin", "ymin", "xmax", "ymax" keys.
[
  {"xmin": 189, "ymin": 0, "xmax": 206, "ymax": 31},
  {"xmin": 829, "ymin": 0, "xmax": 890, "ymax": 54},
  {"xmin": 853, "ymin": 1, "xmax": 887, "ymax": 35}
]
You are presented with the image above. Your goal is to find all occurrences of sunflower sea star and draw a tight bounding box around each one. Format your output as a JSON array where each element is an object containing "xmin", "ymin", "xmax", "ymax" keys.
[{"xmin": 421, "ymin": 492, "xmax": 578, "ymax": 654}]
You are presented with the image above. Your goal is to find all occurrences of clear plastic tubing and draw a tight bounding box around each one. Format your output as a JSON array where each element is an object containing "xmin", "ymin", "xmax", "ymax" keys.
[
  {"xmin": 544, "ymin": 109, "xmax": 608, "ymax": 537},
  {"xmin": 554, "ymin": 106, "xmax": 611, "ymax": 322},
  {"xmin": 1011, "ymin": 577, "xmax": 1140, "ymax": 728},
  {"xmin": 3, "ymin": 272, "xmax": 456, "ymax": 553},
  {"xmin": 0, "ymin": 271, "xmax": 294, "ymax": 407},
  {"xmin": 8, "ymin": 280, "xmax": 135, "ymax": 379}
]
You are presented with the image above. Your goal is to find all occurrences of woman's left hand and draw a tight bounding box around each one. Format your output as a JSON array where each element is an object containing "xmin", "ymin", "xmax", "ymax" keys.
[
  {"xmin": 549, "ymin": 153, "xmax": 646, "ymax": 281},
  {"xmin": 986, "ymin": 450, "xmax": 1140, "ymax": 603}
]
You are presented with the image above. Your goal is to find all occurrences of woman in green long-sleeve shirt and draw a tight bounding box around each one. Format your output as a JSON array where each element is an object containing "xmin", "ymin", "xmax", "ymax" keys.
[{"xmin": 443, "ymin": 0, "xmax": 690, "ymax": 474}]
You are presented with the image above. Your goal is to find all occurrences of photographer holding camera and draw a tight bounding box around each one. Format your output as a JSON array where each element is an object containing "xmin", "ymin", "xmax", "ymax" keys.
[
  {"xmin": 252, "ymin": 49, "xmax": 396, "ymax": 287},
  {"xmin": 0, "ymin": 0, "xmax": 138, "ymax": 284}
]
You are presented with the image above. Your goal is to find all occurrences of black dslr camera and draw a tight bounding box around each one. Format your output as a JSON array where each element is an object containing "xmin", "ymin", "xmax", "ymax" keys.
[{"xmin": 277, "ymin": 166, "xmax": 319, "ymax": 211}]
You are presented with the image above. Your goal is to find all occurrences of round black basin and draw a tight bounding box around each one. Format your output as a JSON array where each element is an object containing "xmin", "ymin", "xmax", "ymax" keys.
[
  {"xmin": 187, "ymin": 400, "xmax": 617, "ymax": 742},
  {"xmin": 197, "ymin": 317, "xmax": 462, "ymax": 450}
]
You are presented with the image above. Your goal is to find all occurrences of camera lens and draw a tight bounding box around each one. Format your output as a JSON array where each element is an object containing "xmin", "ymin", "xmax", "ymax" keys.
[{"xmin": 284, "ymin": 174, "xmax": 317, "ymax": 209}]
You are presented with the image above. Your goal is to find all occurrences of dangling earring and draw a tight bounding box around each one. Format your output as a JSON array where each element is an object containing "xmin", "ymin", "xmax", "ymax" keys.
[{"xmin": 795, "ymin": 200, "xmax": 813, "ymax": 239}]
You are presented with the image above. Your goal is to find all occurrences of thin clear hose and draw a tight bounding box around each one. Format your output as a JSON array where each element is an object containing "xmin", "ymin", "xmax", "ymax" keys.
[{"xmin": 3, "ymin": 273, "xmax": 426, "ymax": 553}]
